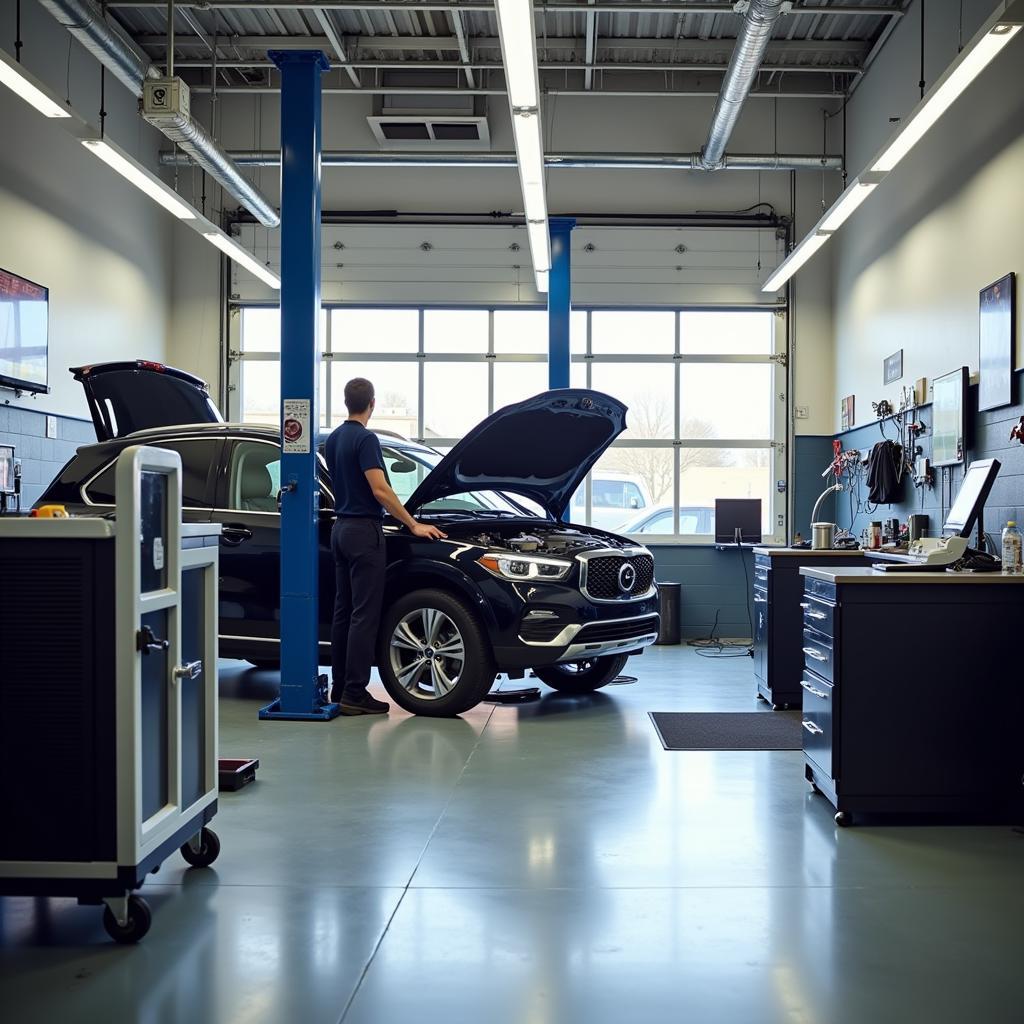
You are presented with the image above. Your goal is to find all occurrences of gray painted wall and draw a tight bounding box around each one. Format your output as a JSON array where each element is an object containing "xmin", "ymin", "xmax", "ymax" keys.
[{"xmin": 0, "ymin": 407, "xmax": 93, "ymax": 509}]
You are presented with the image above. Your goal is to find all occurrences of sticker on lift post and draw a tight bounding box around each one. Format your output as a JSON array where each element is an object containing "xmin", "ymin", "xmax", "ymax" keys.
[{"xmin": 282, "ymin": 399, "xmax": 311, "ymax": 454}]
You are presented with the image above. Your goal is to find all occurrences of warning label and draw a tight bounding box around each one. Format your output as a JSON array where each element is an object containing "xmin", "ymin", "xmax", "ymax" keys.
[{"xmin": 282, "ymin": 399, "xmax": 311, "ymax": 453}]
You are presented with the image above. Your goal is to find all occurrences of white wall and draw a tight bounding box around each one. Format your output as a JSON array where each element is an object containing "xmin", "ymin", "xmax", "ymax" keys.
[
  {"xmin": 0, "ymin": 3, "xmax": 172, "ymax": 421},
  {"xmin": 831, "ymin": 0, "xmax": 1024, "ymax": 430}
]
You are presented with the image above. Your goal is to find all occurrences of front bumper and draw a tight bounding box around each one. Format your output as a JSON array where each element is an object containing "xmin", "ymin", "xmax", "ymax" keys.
[{"xmin": 556, "ymin": 615, "xmax": 661, "ymax": 662}]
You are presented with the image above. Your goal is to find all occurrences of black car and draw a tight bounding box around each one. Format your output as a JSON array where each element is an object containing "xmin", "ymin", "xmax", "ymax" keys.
[{"xmin": 39, "ymin": 361, "xmax": 660, "ymax": 716}]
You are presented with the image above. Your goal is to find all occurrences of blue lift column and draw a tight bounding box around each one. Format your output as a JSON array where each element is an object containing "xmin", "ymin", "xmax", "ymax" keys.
[
  {"xmin": 260, "ymin": 50, "xmax": 339, "ymax": 722},
  {"xmin": 547, "ymin": 217, "xmax": 576, "ymax": 390}
]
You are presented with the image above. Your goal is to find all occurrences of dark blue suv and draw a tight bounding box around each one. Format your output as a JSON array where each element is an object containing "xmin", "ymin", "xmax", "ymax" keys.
[{"xmin": 38, "ymin": 362, "xmax": 659, "ymax": 716}]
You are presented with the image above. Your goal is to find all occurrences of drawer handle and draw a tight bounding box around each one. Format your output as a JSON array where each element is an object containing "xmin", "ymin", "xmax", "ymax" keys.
[
  {"xmin": 754, "ymin": 596, "xmax": 767, "ymax": 605},
  {"xmin": 802, "ymin": 646, "xmax": 828, "ymax": 663},
  {"xmin": 800, "ymin": 680, "xmax": 828, "ymax": 700},
  {"xmin": 802, "ymin": 719, "xmax": 824, "ymax": 736},
  {"xmin": 806, "ymin": 610, "xmax": 827, "ymax": 621},
  {"xmin": 799, "ymin": 602, "xmax": 809, "ymax": 609}
]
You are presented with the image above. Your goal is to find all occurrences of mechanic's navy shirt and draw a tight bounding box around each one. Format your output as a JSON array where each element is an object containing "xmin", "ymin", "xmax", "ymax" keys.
[{"xmin": 325, "ymin": 420, "xmax": 386, "ymax": 517}]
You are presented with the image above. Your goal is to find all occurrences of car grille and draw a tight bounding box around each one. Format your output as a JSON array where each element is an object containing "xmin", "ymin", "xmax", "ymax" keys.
[
  {"xmin": 583, "ymin": 553, "xmax": 655, "ymax": 600},
  {"xmin": 575, "ymin": 614, "xmax": 660, "ymax": 644}
]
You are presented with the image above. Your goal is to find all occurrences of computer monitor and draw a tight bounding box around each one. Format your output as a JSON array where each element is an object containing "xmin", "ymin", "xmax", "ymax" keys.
[
  {"xmin": 715, "ymin": 498, "xmax": 762, "ymax": 545},
  {"xmin": 943, "ymin": 458, "xmax": 1000, "ymax": 544},
  {"xmin": 0, "ymin": 445, "xmax": 15, "ymax": 495}
]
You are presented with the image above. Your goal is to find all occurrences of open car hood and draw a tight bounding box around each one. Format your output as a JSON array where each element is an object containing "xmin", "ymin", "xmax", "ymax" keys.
[
  {"xmin": 72, "ymin": 361, "xmax": 223, "ymax": 441},
  {"xmin": 407, "ymin": 389, "xmax": 627, "ymax": 519}
]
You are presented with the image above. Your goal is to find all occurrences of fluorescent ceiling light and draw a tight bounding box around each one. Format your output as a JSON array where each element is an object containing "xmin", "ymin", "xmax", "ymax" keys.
[
  {"xmin": 203, "ymin": 231, "xmax": 281, "ymax": 290},
  {"xmin": 762, "ymin": 233, "xmax": 830, "ymax": 293},
  {"xmin": 535, "ymin": 269, "xmax": 549, "ymax": 293},
  {"xmin": 871, "ymin": 24, "xmax": 1021, "ymax": 173},
  {"xmin": 512, "ymin": 115, "xmax": 545, "ymax": 184},
  {"xmin": 819, "ymin": 181, "xmax": 878, "ymax": 233},
  {"xmin": 0, "ymin": 50, "xmax": 71, "ymax": 118},
  {"xmin": 526, "ymin": 220, "xmax": 551, "ymax": 273},
  {"xmin": 494, "ymin": 0, "xmax": 540, "ymax": 109},
  {"xmin": 82, "ymin": 139, "xmax": 195, "ymax": 220}
]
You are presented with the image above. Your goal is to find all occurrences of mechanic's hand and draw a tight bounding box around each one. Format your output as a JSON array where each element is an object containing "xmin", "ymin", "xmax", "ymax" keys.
[{"xmin": 411, "ymin": 521, "xmax": 447, "ymax": 540}]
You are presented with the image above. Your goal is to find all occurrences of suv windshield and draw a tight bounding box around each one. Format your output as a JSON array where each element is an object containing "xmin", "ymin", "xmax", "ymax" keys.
[{"xmin": 382, "ymin": 446, "xmax": 543, "ymax": 517}]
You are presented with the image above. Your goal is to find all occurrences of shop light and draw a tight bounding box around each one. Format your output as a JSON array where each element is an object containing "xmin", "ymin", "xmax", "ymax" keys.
[
  {"xmin": 534, "ymin": 269, "xmax": 549, "ymax": 294},
  {"xmin": 761, "ymin": 233, "xmax": 830, "ymax": 293},
  {"xmin": 819, "ymin": 180, "xmax": 878, "ymax": 233},
  {"xmin": 494, "ymin": 0, "xmax": 540, "ymax": 110},
  {"xmin": 82, "ymin": 139, "xmax": 196, "ymax": 220},
  {"xmin": 871, "ymin": 22, "xmax": 1021, "ymax": 174},
  {"xmin": 0, "ymin": 50, "xmax": 71, "ymax": 118},
  {"xmin": 203, "ymin": 230, "xmax": 281, "ymax": 290}
]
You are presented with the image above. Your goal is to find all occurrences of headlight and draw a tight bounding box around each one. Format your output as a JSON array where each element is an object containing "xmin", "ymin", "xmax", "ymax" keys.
[{"xmin": 477, "ymin": 552, "xmax": 573, "ymax": 582}]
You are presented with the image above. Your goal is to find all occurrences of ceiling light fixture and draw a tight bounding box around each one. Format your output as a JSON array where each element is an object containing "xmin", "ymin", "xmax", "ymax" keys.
[
  {"xmin": 763, "ymin": 0, "xmax": 1023, "ymax": 293},
  {"xmin": 203, "ymin": 230, "xmax": 281, "ymax": 290},
  {"xmin": 82, "ymin": 139, "xmax": 196, "ymax": 220},
  {"xmin": 762, "ymin": 233, "xmax": 830, "ymax": 293},
  {"xmin": 495, "ymin": 0, "xmax": 550, "ymax": 281},
  {"xmin": 0, "ymin": 50, "xmax": 71, "ymax": 118}
]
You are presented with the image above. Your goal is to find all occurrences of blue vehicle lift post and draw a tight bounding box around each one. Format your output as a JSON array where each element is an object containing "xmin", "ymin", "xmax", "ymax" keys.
[
  {"xmin": 260, "ymin": 49, "xmax": 340, "ymax": 722},
  {"xmin": 547, "ymin": 217, "xmax": 576, "ymax": 390}
]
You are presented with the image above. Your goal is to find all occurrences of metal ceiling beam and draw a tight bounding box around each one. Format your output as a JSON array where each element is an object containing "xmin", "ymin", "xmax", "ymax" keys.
[
  {"xmin": 187, "ymin": 84, "xmax": 845, "ymax": 98},
  {"xmin": 449, "ymin": 10, "xmax": 476, "ymax": 89},
  {"xmin": 313, "ymin": 8, "xmax": 361, "ymax": 86},
  {"xmin": 167, "ymin": 58, "xmax": 862, "ymax": 75},
  {"xmin": 161, "ymin": 149, "xmax": 844, "ymax": 170},
  {"xmin": 134, "ymin": 35, "xmax": 872, "ymax": 55},
  {"xmin": 107, "ymin": 1, "xmax": 904, "ymax": 14}
]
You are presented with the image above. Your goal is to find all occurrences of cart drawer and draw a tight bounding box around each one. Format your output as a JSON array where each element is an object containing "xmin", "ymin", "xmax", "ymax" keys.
[
  {"xmin": 800, "ymin": 671, "xmax": 835, "ymax": 779},
  {"xmin": 801, "ymin": 595, "xmax": 835, "ymax": 638},
  {"xmin": 802, "ymin": 628, "xmax": 834, "ymax": 682}
]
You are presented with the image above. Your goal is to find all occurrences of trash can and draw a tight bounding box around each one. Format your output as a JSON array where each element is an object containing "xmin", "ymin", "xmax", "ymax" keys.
[{"xmin": 655, "ymin": 581, "xmax": 681, "ymax": 645}]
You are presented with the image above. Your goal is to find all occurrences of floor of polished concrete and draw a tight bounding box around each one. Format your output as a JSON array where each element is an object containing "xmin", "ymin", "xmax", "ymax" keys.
[{"xmin": 2, "ymin": 647, "xmax": 1022, "ymax": 1023}]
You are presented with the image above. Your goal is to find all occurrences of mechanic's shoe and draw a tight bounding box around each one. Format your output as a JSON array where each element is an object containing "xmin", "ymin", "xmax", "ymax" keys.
[{"xmin": 339, "ymin": 692, "xmax": 390, "ymax": 716}]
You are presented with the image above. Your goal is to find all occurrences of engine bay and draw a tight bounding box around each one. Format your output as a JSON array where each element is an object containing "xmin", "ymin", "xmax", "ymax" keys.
[{"xmin": 462, "ymin": 525, "xmax": 627, "ymax": 556}]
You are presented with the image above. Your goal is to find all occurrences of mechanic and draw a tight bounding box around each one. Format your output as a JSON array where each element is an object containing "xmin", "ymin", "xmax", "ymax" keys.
[{"xmin": 324, "ymin": 377, "xmax": 447, "ymax": 715}]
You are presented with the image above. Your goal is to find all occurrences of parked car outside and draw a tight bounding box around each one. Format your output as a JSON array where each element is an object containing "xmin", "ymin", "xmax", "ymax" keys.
[
  {"xmin": 618, "ymin": 505, "xmax": 716, "ymax": 536},
  {"xmin": 569, "ymin": 471, "xmax": 653, "ymax": 533},
  {"xmin": 38, "ymin": 362, "xmax": 660, "ymax": 717}
]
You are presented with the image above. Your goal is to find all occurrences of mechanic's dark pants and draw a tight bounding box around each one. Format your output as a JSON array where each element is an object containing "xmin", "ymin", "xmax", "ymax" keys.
[{"xmin": 330, "ymin": 517, "xmax": 386, "ymax": 701}]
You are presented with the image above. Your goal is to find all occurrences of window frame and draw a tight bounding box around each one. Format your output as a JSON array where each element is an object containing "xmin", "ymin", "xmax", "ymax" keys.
[{"xmin": 228, "ymin": 304, "xmax": 787, "ymax": 545}]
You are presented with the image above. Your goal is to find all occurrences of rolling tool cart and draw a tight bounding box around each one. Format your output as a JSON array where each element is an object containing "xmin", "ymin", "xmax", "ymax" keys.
[{"xmin": 0, "ymin": 445, "xmax": 221, "ymax": 942}]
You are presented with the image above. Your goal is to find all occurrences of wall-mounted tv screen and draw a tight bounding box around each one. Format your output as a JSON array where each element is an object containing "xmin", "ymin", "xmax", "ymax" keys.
[
  {"xmin": 0, "ymin": 269, "xmax": 49, "ymax": 394},
  {"xmin": 931, "ymin": 367, "xmax": 968, "ymax": 467}
]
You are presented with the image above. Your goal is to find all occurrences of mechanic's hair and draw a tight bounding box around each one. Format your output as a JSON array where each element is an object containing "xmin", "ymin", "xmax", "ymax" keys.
[{"xmin": 344, "ymin": 377, "xmax": 375, "ymax": 414}]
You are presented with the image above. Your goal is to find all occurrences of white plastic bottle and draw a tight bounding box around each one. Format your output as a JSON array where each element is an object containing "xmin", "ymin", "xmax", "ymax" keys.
[{"xmin": 1001, "ymin": 521, "xmax": 1022, "ymax": 575}]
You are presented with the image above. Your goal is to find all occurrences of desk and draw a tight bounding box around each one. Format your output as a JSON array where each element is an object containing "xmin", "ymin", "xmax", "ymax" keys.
[
  {"xmin": 751, "ymin": 548, "xmax": 867, "ymax": 709},
  {"xmin": 799, "ymin": 566, "xmax": 1024, "ymax": 825}
]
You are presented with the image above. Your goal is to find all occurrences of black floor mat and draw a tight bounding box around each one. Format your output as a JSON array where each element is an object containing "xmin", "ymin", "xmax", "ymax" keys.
[{"xmin": 649, "ymin": 711, "xmax": 802, "ymax": 750}]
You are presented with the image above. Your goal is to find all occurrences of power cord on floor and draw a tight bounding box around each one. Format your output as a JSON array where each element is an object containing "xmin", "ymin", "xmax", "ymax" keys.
[{"xmin": 686, "ymin": 540, "xmax": 755, "ymax": 659}]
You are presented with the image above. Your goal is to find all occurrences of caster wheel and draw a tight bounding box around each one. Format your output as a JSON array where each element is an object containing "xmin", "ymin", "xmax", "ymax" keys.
[
  {"xmin": 103, "ymin": 895, "xmax": 152, "ymax": 944},
  {"xmin": 181, "ymin": 827, "xmax": 221, "ymax": 868},
  {"xmin": 834, "ymin": 811, "xmax": 852, "ymax": 827}
]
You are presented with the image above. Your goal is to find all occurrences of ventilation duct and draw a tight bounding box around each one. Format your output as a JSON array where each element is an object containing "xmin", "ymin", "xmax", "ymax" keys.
[
  {"xmin": 701, "ymin": 0, "xmax": 788, "ymax": 170},
  {"xmin": 38, "ymin": 0, "xmax": 279, "ymax": 227}
]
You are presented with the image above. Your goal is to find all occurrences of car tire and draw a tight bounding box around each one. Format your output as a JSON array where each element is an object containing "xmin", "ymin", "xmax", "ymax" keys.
[
  {"xmin": 377, "ymin": 589, "xmax": 496, "ymax": 717},
  {"xmin": 533, "ymin": 654, "xmax": 629, "ymax": 694}
]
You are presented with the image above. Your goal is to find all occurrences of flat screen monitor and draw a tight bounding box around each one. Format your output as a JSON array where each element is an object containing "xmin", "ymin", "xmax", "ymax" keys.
[
  {"xmin": 931, "ymin": 367, "xmax": 968, "ymax": 467},
  {"xmin": 715, "ymin": 498, "xmax": 762, "ymax": 545},
  {"xmin": 943, "ymin": 458, "xmax": 1000, "ymax": 539},
  {"xmin": 0, "ymin": 445, "xmax": 14, "ymax": 495},
  {"xmin": 0, "ymin": 268, "xmax": 49, "ymax": 394}
]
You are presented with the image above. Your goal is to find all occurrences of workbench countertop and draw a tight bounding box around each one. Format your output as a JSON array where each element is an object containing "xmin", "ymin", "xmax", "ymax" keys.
[{"xmin": 800, "ymin": 565, "xmax": 1024, "ymax": 584}]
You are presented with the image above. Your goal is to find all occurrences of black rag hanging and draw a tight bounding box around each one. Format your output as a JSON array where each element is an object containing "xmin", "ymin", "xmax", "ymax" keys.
[{"xmin": 866, "ymin": 440, "xmax": 903, "ymax": 505}]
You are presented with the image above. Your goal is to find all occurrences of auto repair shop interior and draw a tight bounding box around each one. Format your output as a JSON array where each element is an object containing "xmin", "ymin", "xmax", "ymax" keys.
[{"xmin": 1, "ymin": 0, "xmax": 1023, "ymax": 1021}]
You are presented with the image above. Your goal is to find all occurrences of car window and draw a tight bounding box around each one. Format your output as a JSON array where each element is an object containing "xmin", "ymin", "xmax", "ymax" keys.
[
  {"xmin": 679, "ymin": 513, "xmax": 700, "ymax": 533},
  {"xmin": 382, "ymin": 446, "xmax": 427, "ymax": 504},
  {"xmin": 84, "ymin": 438, "xmax": 219, "ymax": 507},
  {"xmin": 226, "ymin": 440, "xmax": 281, "ymax": 513},
  {"xmin": 638, "ymin": 510, "xmax": 672, "ymax": 533},
  {"xmin": 593, "ymin": 480, "xmax": 625, "ymax": 509},
  {"xmin": 623, "ymin": 483, "xmax": 645, "ymax": 509}
]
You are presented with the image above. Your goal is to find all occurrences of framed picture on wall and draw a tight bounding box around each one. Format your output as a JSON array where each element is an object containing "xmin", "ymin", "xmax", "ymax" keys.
[
  {"xmin": 840, "ymin": 395, "xmax": 854, "ymax": 431},
  {"xmin": 978, "ymin": 272, "xmax": 1015, "ymax": 412}
]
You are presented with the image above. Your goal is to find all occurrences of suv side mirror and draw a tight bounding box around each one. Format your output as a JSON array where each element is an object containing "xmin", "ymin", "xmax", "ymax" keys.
[
  {"xmin": 390, "ymin": 457, "xmax": 417, "ymax": 474},
  {"xmin": 629, "ymin": 497, "xmax": 640, "ymax": 509}
]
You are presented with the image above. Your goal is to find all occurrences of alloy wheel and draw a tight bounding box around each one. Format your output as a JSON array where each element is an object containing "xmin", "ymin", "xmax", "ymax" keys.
[{"xmin": 389, "ymin": 608, "xmax": 466, "ymax": 700}]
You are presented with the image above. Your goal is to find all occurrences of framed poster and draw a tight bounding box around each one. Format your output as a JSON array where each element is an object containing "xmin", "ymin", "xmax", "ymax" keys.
[
  {"xmin": 840, "ymin": 395, "xmax": 854, "ymax": 431},
  {"xmin": 932, "ymin": 367, "xmax": 968, "ymax": 467},
  {"xmin": 978, "ymin": 273, "xmax": 1015, "ymax": 412},
  {"xmin": 884, "ymin": 349, "xmax": 903, "ymax": 385}
]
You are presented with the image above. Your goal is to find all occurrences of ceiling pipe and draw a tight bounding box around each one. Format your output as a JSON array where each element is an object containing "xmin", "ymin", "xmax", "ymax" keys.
[
  {"xmin": 159, "ymin": 149, "xmax": 842, "ymax": 171},
  {"xmin": 38, "ymin": 0, "xmax": 280, "ymax": 226},
  {"xmin": 701, "ymin": 0, "xmax": 787, "ymax": 170}
]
